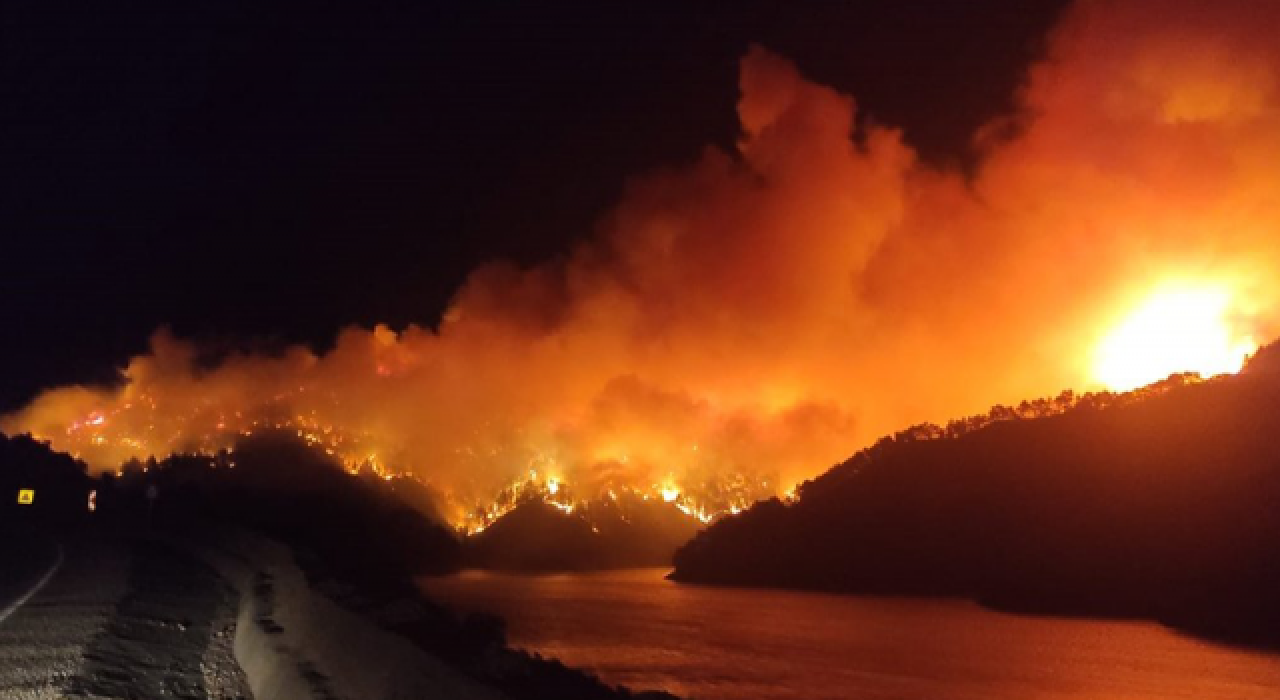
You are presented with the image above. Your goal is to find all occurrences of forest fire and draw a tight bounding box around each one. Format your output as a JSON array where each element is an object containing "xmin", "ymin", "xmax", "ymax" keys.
[
  {"xmin": 1093, "ymin": 284, "xmax": 1258, "ymax": 391},
  {"xmin": 459, "ymin": 469, "xmax": 740, "ymax": 534},
  {"xmin": 15, "ymin": 386, "xmax": 764, "ymax": 533},
  {"xmin": 4, "ymin": 0, "xmax": 1280, "ymax": 537}
]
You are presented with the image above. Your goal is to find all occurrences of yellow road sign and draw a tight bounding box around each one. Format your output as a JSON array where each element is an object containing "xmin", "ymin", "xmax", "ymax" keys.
[{"xmin": 17, "ymin": 489, "xmax": 34, "ymax": 505}]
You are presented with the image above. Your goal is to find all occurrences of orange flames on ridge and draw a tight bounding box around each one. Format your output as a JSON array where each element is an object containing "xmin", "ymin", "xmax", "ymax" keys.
[{"xmin": 4, "ymin": 0, "xmax": 1280, "ymax": 530}]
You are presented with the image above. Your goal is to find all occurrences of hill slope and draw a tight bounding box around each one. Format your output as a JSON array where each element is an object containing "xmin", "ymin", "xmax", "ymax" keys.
[
  {"xmin": 466, "ymin": 494, "xmax": 702, "ymax": 571},
  {"xmin": 672, "ymin": 344, "xmax": 1280, "ymax": 647}
]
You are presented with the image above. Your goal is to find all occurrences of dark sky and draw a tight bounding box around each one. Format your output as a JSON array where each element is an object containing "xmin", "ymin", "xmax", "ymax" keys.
[{"xmin": 0, "ymin": 0, "xmax": 1066, "ymax": 412}]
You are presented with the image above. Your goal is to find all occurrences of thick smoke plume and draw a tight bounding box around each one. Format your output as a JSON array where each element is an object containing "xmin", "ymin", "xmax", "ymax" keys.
[{"xmin": 5, "ymin": 0, "xmax": 1280, "ymax": 524}]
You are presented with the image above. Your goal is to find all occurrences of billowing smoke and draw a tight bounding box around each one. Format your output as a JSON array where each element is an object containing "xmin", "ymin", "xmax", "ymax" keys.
[{"xmin": 6, "ymin": 0, "xmax": 1280, "ymax": 525}]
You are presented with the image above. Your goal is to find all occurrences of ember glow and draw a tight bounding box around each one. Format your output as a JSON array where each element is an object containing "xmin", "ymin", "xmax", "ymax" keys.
[
  {"xmin": 5, "ymin": 0, "xmax": 1280, "ymax": 530},
  {"xmin": 1093, "ymin": 284, "xmax": 1258, "ymax": 391},
  {"xmin": 456, "ymin": 468, "xmax": 749, "ymax": 534}
]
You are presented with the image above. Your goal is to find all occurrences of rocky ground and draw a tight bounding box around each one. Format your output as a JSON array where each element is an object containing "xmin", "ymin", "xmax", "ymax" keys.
[{"xmin": 0, "ymin": 535, "xmax": 252, "ymax": 700}]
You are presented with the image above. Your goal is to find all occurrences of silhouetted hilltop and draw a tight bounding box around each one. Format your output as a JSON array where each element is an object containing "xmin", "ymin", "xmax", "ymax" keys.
[
  {"xmin": 467, "ymin": 492, "xmax": 701, "ymax": 571},
  {"xmin": 102, "ymin": 431, "xmax": 464, "ymax": 579},
  {"xmin": 672, "ymin": 343, "xmax": 1280, "ymax": 648},
  {"xmin": 0, "ymin": 432, "xmax": 90, "ymax": 524}
]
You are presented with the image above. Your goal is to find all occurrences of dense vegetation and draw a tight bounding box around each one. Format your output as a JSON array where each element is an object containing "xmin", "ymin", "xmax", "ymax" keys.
[
  {"xmin": 466, "ymin": 494, "xmax": 700, "ymax": 571},
  {"xmin": 94, "ymin": 432, "xmax": 463, "ymax": 578},
  {"xmin": 0, "ymin": 432, "xmax": 91, "ymax": 525},
  {"xmin": 673, "ymin": 343, "xmax": 1280, "ymax": 647}
]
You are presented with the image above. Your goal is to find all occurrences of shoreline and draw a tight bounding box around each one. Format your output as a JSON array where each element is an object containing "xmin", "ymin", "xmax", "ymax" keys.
[
  {"xmin": 185, "ymin": 523, "xmax": 680, "ymax": 700},
  {"xmin": 418, "ymin": 565, "xmax": 1280, "ymax": 700},
  {"xmin": 667, "ymin": 567, "xmax": 1280, "ymax": 654}
]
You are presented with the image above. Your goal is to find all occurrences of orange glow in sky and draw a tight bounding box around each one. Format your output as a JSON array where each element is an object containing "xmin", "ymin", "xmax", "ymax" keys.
[
  {"xmin": 1093, "ymin": 285, "xmax": 1257, "ymax": 391},
  {"xmin": 7, "ymin": 0, "xmax": 1280, "ymax": 527}
]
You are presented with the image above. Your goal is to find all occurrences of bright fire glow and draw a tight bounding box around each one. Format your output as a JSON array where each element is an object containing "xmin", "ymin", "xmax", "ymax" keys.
[
  {"xmin": 457, "ymin": 469, "xmax": 755, "ymax": 534},
  {"xmin": 6, "ymin": 6, "xmax": 1280, "ymax": 540},
  {"xmin": 1093, "ymin": 286, "xmax": 1256, "ymax": 391}
]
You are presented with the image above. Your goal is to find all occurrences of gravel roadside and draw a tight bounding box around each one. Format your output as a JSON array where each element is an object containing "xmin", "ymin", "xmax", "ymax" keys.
[{"xmin": 0, "ymin": 536, "xmax": 252, "ymax": 700}]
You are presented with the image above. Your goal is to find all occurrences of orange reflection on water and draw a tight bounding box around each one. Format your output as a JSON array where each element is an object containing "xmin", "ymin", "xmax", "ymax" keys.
[{"xmin": 422, "ymin": 569, "xmax": 1280, "ymax": 700}]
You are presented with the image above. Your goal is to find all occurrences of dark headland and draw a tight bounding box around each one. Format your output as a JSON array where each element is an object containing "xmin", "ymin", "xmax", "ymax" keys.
[{"xmin": 671, "ymin": 342, "xmax": 1280, "ymax": 649}]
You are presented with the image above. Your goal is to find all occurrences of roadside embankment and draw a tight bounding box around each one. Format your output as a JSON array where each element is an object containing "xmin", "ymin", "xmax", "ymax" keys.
[{"xmin": 184, "ymin": 527, "xmax": 510, "ymax": 700}]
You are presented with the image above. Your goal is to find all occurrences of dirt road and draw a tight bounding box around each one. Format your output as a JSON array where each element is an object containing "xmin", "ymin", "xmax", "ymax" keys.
[{"xmin": 0, "ymin": 534, "xmax": 252, "ymax": 700}]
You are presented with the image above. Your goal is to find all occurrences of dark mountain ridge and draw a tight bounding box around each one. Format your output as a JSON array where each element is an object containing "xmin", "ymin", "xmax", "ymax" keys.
[
  {"xmin": 672, "ymin": 342, "xmax": 1280, "ymax": 648},
  {"xmin": 466, "ymin": 494, "xmax": 701, "ymax": 571}
]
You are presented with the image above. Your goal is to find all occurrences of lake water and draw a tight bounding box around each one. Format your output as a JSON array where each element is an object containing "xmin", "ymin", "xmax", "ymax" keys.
[{"xmin": 419, "ymin": 568, "xmax": 1280, "ymax": 700}]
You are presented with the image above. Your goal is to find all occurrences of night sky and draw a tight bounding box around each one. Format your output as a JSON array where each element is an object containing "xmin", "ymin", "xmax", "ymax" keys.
[{"xmin": 0, "ymin": 1, "xmax": 1065, "ymax": 412}]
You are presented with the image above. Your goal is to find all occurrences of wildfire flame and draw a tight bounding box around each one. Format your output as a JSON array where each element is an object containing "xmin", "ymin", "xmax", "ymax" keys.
[
  {"xmin": 1093, "ymin": 284, "xmax": 1258, "ymax": 391},
  {"xmin": 4, "ymin": 0, "xmax": 1280, "ymax": 533},
  {"xmin": 458, "ymin": 469, "xmax": 749, "ymax": 534}
]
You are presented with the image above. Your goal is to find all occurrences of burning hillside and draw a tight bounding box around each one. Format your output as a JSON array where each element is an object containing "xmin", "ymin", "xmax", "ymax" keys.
[
  {"xmin": 671, "ymin": 340, "xmax": 1280, "ymax": 647},
  {"xmin": 4, "ymin": 0, "xmax": 1279, "ymax": 531}
]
